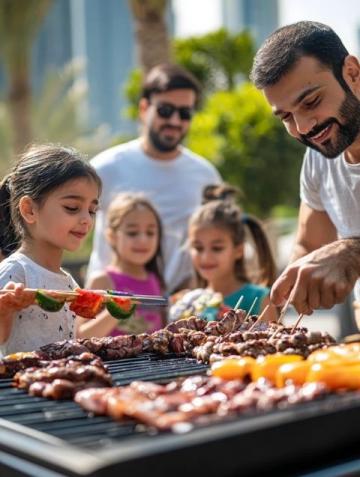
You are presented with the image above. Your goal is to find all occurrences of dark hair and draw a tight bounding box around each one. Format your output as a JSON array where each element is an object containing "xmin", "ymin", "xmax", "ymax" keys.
[
  {"xmin": 190, "ymin": 184, "xmax": 276, "ymax": 287},
  {"xmin": 106, "ymin": 192, "xmax": 165, "ymax": 290},
  {"xmin": 141, "ymin": 63, "xmax": 202, "ymax": 105},
  {"xmin": 251, "ymin": 21, "xmax": 349, "ymax": 90},
  {"xmin": 0, "ymin": 144, "xmax": 102, "ymax": 256}
]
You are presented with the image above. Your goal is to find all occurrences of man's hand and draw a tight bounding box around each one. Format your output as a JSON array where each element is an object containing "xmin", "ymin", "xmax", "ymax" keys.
[{"xmin": 271, "ymin": 239, "xmax": 360, "ymax": 314}]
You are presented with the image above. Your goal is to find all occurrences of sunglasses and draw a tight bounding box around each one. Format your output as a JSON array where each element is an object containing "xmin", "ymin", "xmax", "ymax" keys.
[{"xmin": 154, "ymin": 102, "xmax": 194, "ymax": 121}]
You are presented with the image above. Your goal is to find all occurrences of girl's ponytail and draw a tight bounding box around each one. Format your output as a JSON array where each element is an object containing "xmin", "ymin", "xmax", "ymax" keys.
[
  {"xmin": 0, "ymin": 175, "xmax": 19, "ymax": 256},
  {"xmin": 243, "ymin": 215, "xmax": 276, "ymax": 287},
  {"xmin": 202, "ymin": 184, "xmax": 240, "ymax": 204}
]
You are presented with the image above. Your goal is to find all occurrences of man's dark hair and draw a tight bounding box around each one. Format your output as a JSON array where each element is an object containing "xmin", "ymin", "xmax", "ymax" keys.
[
  {"xmin": 141, "ymin": 63, "xmax": 202, "ymax": 105},
  {"xmin": 250, "ymin": 21, "xmax": 349, "ymax": 89}
]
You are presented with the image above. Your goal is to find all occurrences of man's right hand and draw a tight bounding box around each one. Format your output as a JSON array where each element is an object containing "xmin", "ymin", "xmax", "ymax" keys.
[{"xmin": 271, "ymin": 239, "xmax": 360, "ymax": 314}]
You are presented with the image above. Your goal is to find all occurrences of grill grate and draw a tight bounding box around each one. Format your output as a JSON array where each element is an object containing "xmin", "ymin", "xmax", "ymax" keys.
[
  {"xmin": 2, "ymin": 353, "xmax": 360, "ymax": 476},
  {"xmin": 0, "ymin": 352, "xmax": 208, "ymax": 448}
]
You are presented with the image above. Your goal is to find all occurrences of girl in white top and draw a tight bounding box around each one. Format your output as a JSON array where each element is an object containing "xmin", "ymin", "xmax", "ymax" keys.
[{"xmin": 0, "ymin": 144, "xmax": 101, "ymax": 355}]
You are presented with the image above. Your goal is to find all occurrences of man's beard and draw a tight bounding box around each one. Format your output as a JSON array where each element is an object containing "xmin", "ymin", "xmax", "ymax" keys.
[
  {"xmin": 299, "ymin": 89, "xmax": 360, "ymax": 158},
  {"xmin": 148, "ymin": 126, "xmax": 186, "ymax": 153}
]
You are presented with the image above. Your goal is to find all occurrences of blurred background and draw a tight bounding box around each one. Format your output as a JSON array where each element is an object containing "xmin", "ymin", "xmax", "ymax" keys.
[{"xmin": 1, "ymin": 0, "xmax": 360, "ymax": 338}]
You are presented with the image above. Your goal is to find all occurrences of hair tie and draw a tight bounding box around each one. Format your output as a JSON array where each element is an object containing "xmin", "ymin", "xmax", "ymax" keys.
[{"xmin": 242, "ymin": 214, "xmax": 248, "ymax": 225}]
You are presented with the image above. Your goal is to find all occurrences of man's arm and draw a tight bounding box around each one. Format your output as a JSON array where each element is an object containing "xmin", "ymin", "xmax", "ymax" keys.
[
  {"xmin": 272, "ymin": 237, "xmax": 360, "ymax": 314},
  {"xmin": 290, "ymin": 202, "xmax": 337, "ymax": 262},
  {"xmin": 270, "ymin": 202, "xmax": 360, "ymax": 314}
]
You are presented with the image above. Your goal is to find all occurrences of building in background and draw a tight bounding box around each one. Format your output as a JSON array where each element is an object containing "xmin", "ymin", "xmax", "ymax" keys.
[
  {"xmin": 222, "ymin": 0, "xmax": 279, "ymax": 46},
  {"xmin": 32, "ymin": 0, "xmax": 136, "ymax": 136}
]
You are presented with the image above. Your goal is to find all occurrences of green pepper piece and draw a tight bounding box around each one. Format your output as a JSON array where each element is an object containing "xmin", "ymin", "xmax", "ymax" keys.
[
  {"xmin": 35, "ymin": 291, "xmax": 65, "ymax": 312},
  {"xmin": 106, "ymin": 300, "xmax": 136, "ymax": 320}
]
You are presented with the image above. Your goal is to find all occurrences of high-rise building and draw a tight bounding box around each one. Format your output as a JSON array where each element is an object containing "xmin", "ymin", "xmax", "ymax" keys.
[
  {"xmin": 221, "ymin": 0, "xmax": 279, "ymax": 46},
  {"xmin": 32, "ymin": 0, "xmax": 136, "ymax": 135}
]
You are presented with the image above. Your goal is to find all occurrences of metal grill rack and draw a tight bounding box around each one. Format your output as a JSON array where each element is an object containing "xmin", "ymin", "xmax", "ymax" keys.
[{"xmin": 1, "ymin": 353, "xmax": 360, "ymax": 477}]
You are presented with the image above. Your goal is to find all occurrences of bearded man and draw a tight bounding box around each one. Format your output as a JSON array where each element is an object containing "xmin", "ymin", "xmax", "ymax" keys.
[
  {"xmin": 87, "ymin": 64, "xmax": 221, "ymax": 293},
  {"xmin": 251, "ymin": 21, "xmax": 360, "ymax": 314}
]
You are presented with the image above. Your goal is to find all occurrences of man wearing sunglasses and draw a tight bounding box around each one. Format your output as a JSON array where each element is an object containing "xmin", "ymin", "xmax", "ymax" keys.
[{"xmin": 87, "ymin": 63, "xmax": 221, "ymax": 293}]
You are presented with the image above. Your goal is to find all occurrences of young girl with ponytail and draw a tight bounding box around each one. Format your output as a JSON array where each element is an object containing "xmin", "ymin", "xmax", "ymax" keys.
[
  {"xmin": 170, "ymin": 184, "xmax": 278, "ymax": 321},
  {"xmin": 0, "ymin": 144, "xmax": 101, "ymax": 354}
]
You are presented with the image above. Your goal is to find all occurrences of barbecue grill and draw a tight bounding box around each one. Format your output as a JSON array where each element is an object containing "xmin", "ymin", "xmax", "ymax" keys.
[{"xmin": 1, "ymin": 353, "xmax": 360, "ymax": 477}]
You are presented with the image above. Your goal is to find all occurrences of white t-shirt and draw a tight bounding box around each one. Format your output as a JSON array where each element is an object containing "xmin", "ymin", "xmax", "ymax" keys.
[
  {"xmin": 87, "ymin": 139, "xmax": 221, "ymax": 292},
  {"xmin": 300, "ymin": 147, "xmax": 360, "ymax": 300},
  {"xmin": 0, "ymin": 252, "xmax": 78, "ymax": 356}
]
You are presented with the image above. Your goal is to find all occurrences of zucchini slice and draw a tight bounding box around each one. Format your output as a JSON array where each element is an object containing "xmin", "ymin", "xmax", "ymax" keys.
[
  {"xmin": 106, "ymin": 299, "xmax": 136, "ymax": 320},
  {"xmin": 35, "ymin": 291, "xmax": 65, "ymax": 312}
]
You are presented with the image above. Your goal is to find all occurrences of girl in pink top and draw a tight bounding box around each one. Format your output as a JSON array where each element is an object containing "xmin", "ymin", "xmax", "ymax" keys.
[{"xmin": 77, "ymin": 193, "xmax": 165, "ymax": 338}]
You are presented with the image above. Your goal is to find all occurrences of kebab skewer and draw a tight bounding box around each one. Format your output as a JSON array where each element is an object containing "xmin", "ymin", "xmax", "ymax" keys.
[{"xmin": 0, "ymin": 287, "xmax": 168, "ymax": 320}]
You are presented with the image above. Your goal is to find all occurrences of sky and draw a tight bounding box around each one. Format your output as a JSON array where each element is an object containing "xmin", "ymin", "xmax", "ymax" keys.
[
  {"xmin": 280, "ymin": 0, "xmax": 360, "ymax": 54},
  {"xmin": 172, "ymin": 0, "xmax": 360, "ymax": 54}
]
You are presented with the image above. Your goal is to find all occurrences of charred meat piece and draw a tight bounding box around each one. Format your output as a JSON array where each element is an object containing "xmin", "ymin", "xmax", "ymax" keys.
[
  {"xmin": 148, "ymin": 330, "xmax": 172, "ymax": 354},
  {"xmin": 38, "ymin": 340, "xmax": 89, "ymax": 360},
  {"xmin": 14, "ymin": 358, "xmax": 112, "ymax": 399},
  {"xmin": 0, "ymin": 351, "xmax": 102, "ymax": 378},
  {"xmin": 0, "ymin": 352, "xmax": 43, "ymax": 378},
  {"xmin": 192, "ymin": 341, "xmax": 215, "ymax": 363},
  {"xmin": 165, "ymin": 316, "xmax": 207, "ymax": 333},
  {"xmin": 75, "ymin": 387, "xmax": 122, "ymax": 414}
]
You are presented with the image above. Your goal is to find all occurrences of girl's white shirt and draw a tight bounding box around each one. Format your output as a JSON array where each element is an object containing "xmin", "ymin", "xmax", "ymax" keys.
[{"xmin": 0, "ymin": 252, "xmax": 78, "ymax": 356}]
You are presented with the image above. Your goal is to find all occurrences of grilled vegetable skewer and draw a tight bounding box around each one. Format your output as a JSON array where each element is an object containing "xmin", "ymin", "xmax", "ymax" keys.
[{"xmin": 2, "ymin": 288, "xmax": 167, "ymax": 320}]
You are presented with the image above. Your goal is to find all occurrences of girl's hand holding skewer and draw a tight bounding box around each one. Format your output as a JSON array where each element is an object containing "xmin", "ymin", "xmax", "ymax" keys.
[
  {"xmin": 0, "ymin": 283, "xmax": 36, "ymax": 343},
  {"xmin": 0, "ymin": 283, "xmax": 36, "ymax": 316}
]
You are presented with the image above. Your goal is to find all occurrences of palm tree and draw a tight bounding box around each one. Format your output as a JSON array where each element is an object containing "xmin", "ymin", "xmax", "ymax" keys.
[
  {"xmin": 128, "ymin": 0, "xmax": 171, "ymax": 72},
  {"xmin": 0, "ymin": 0, "xmax": 52, "ymax": 153}
]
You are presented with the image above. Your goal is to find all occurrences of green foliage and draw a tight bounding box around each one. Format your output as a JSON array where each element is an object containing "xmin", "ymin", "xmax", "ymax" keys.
[
  {"xmin": 0, "ymin": 60, "xmax": 112, "ymax": 173},
  {"xmin": 123, "ymin": 68, "xmax": 142, "ymax": 120},
  {"xmin": 122, "ymin": 28, "xmax": 255, "ymax": 118},
  {"xmin": 174, "ymin": 28, "xmax": 255, "ymax": 92},
  {"xmin": 186, "ymin": 83, "xmax": 305, "ymax": 217}
]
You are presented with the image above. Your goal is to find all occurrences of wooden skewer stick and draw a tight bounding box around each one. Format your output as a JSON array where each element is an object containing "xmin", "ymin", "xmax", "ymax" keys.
[
  {"xmin": 0, "ymin": 288, "xmax": 165, "ymax": 300},
  {"xmin": 230, "ymin": 295, "xmax": 244, "ymax": 332},
  {"xmin": 0, "ymin": 288, "xmax": 167, "ymax": 306},
  {"xmin": 234, "ymin": 295, "xmax": 244, "ymax": 311},
  {"xmin": 277, "ymin": 293, "xmax": 293, "ymax": 325},
  {"xmin": 291, "ymin": 313, "xmax": 304, "ymax": 334},
  {"xmin": 245, "ymin": 296, "xmax": 258, "ymax": 319},
  {"xmin": 269, "ymin": 294, "xmax": 294, "ymax": 340},
  {"xmin": 248, "ymin": 304, "xmax": 270, "ymax": 331},
  {"xmin": 244, "ymin": 297, "xmax": 258, "ymax": 325}
]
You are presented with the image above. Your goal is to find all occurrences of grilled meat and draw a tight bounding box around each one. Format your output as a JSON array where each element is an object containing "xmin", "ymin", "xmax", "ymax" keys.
[
  {"xmin": 14, "ymin": 354, "xmax": 112, "ymax": 399},
  {"xmin": 74, "ymin": 375, "xmax": 329, "ymax": 432}
]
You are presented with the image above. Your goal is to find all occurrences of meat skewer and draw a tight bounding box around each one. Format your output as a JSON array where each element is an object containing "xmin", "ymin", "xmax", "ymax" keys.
[
  {"xmin": 244, "ymin": 297, "xmax": 258, "ymax": 322},
  {"xmin": 248, "ymin": 304, "xmax": 270, "ymax": 331}
]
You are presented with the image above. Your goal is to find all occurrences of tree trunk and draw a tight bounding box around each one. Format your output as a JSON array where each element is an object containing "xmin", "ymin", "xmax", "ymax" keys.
[
  {"xmin": 0, "ymin": 0, "xmax": 52, "ymax": 154},
  {"xmin": 8, "ymin": 62, "xmax": 32, "ymax": 153},
  {"xmin": 128, "ymin": 0, "xmax": 171, "ymax": 72}
]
